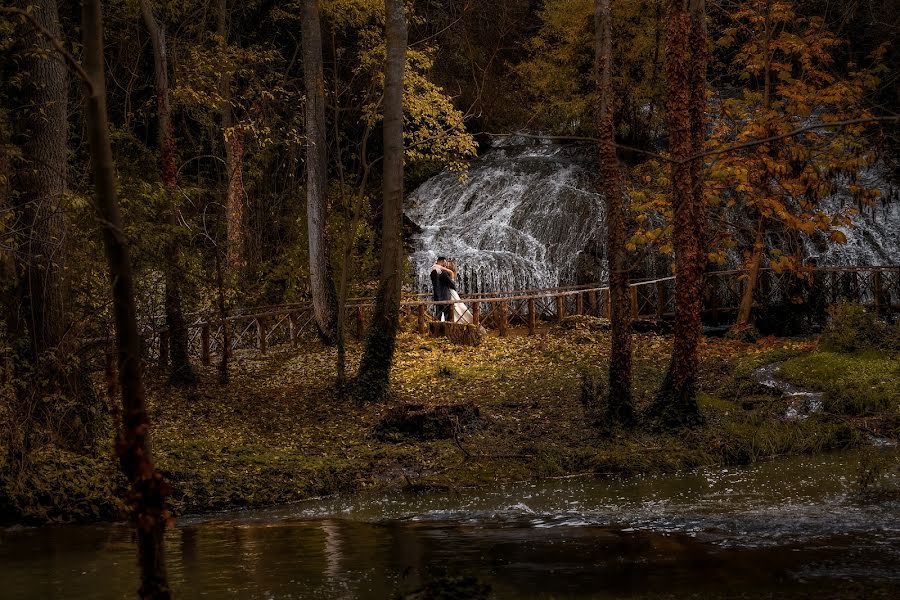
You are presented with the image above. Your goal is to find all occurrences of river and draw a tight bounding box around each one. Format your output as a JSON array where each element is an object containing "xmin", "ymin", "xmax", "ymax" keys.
[{"xmin": 3, "ymin": 449, "xmax": 899, "ymax": 599}]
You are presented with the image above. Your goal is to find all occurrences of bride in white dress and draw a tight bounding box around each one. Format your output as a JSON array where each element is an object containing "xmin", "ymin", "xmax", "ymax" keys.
[{"xmin": 443, "ymin": 260, "xmax": 474, "ymax": 324}]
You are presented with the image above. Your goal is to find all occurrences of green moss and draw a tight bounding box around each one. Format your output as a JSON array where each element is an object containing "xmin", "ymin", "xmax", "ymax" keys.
[
  {"xmin": 713, "ymin": 416, "xmax": 859, "ymax": 464},
  {"xmin": 779, "ymin": 350, "xmax": 900, "ymax": 416}
]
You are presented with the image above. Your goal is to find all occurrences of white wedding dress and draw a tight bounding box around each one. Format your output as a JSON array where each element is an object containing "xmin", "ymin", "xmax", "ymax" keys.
[{"xmin": 449, "ymin": 288, "xmax": 474, "ymax": 324}]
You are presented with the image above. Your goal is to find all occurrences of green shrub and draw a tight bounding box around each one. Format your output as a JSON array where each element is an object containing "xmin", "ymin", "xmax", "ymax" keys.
[{"xmin": 820, "ymin": 302, "xmax": 900, "ymax": 353}]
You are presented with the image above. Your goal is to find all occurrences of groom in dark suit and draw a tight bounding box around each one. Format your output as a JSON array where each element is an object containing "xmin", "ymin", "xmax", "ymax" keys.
[{"xmin": 430, "ymin": 256, "xmax": 456, "ymax": 322}]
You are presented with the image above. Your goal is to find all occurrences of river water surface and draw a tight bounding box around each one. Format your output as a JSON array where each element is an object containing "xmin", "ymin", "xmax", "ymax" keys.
[{"xmin": 3, "ymin": 450, "xmax": 899, "ymax": 599}]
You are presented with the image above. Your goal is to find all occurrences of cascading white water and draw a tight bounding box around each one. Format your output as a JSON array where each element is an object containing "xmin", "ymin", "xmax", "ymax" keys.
[
  {"xmin": 804, "ymin": 166, "xmax": 900, "ymax": 266},
  {"xmin": 406, "ymin": 138, "xmax": 605, "ymax": 293},
  {"xmin": 406, "ymin": 137, "xmax": 900, "ymax": 293}
]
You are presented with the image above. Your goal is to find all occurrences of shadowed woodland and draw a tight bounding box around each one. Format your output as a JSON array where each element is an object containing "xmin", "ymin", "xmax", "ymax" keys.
[{"xmin": 1, "ymin": 1, "xmax": 899, "ymax": 599}]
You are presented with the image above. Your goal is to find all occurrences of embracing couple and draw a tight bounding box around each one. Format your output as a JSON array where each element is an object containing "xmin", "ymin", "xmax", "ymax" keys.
[{"xmin": 430, "ymin": 257, "xmax": 473, "ymax": 324}]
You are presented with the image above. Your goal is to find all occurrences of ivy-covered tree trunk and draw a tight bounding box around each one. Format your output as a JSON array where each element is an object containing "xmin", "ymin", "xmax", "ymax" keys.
[
  {"xmin": 355, "ymin": 0, "xmax": 408, "ymax": 402},
  {"xmin": 595, "ymin": 0, "xmax": 635, "ymax": 425},
  {"xmin": 82, "ymin": 1, "xmax": 172, "ymax": 597},
  {"xmin": 301, "ymin": 0, "xmax": 338, "ymax": 344},
  {"xmin": 139, "ymin": 0, "xmax": 195, "ymax": 386},
  {"xmin": 651, "ymin": 0, "xmax": 708, "ymax": 428}
]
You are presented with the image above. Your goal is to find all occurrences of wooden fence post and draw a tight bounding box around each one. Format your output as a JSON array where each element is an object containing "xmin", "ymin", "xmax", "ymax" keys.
[
  {"xmin": 630, "ymin": 286, "xmax": 638, "ymax": 319},
  {"xmin": 527, "ymin": 297, "xmax": 536, "ymax": 335},
  {"xmin": 498, "ymin": 301, "xmax": 508, "ymax": 337},
  {"xmin": 588, "ymin": 290, "xmax": 598, "ymax": 316},
  {"xmin": 256, "ymin": 317, "xmax": 267, "ymax": 354},
  {"xmin": 576, "ymin": 292, "xmax": 584, "ymax": 316},
  {"xmin": 656, "ymin": 280, "xmax": 666, "ymax": 320},
  {"xmin": 356, "ymin": 306, "xmax": 365, "ymax": 340},
  {"xmin": 417, "ymin": 304, "xmax": 427, "ymax": 334},
  {"xmin": 158, "ymin": 330, "xmax": 169, "ymax": 369},
  {"xmin": 288, "ymin": 313, "xmax": 298, "ymax": 346},
  {"xmin": 200, "ymin": 323, "xmax": 211, "ymax": 366},
  {"xmin": 556, "ymin": 295, "xmax": 566, "ymax": 322},
  {"xmin": 472, "ymin": 301, "xmax": 480, "ymax": 326},
  {"xmin": 603, "ymin": 289, "xmax": 611, "ymax": 319}
]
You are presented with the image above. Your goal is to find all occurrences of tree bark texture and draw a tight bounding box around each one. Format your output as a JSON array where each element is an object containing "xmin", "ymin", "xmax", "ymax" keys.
[
  {"xmin": 15, "ymin": 0, "xmax": 69, "ymax": 358},
  {"xmin": 139, "ymin": 0, "xmax": 195, "ymax": 386},
  {"xmin": 595, "ymin": 0, "xmax": 635, "ymax": 425},
  {"xmin": 82, "ymin": 2, "xmax": 172, "ymax": 597},
  {"xmin": 652, "ymin": 0, "xmax": 708, "ymax": 427},
  {"xmin": 12, "ymin": 0, "xmax": 101, "ymax": 450},
  {"xmin": 356, "ymin": 0, "xmax": 408, "ymax": 402},
  {"xmin": 301, "ymin": 0, "xmax": 338, "ymax": 344},
  {"xmin": 217, "ymin": 0, "xmax": 244, "ymax": 272}
]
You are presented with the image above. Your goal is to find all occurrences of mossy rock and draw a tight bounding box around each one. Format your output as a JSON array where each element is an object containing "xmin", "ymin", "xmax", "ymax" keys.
[{"xmin": 375, "ymin": 403, "xmax": 481, "ymax": 442}]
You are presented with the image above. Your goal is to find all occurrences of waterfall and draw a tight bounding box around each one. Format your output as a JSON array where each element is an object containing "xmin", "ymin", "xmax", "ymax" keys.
[
  {"xmin": 405, "ymin": 137, "xmax": 605, "ymax": 293},
  {"xmin": 406, "ymin": 137, "xmax": 900, "ymax": 293},
  {"xmin": 803, "ymin": 166, "xmax": 900, "ymax": 266}
]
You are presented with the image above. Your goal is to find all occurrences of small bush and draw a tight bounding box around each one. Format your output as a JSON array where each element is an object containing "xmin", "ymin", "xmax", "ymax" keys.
[{"xmin": 820, "ymin": 302, "xmax": 900, "ymax": 353}]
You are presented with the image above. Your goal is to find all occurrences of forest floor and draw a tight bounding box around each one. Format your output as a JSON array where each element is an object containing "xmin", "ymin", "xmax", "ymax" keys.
[{"xmin": 3, "ymin": 319, "xmax": 899, "ymax": 524}]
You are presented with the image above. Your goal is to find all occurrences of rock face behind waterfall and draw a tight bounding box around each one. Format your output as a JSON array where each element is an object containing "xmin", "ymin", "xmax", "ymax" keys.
[
  {"xmin": 406, "ymin": 137, "xmax": 900, "ymax": 293},
  {"xmin": 406, "ymin": 138, "xmax": 606, "ymax": 293}
]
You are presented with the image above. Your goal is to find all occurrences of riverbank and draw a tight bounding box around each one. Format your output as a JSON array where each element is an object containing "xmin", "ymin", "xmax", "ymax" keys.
[{"xmin": 2, "ymin": 324, "xmax": 899, "ymax": 524}]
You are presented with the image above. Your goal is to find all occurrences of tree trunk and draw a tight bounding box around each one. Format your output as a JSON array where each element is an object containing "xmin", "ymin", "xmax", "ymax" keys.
[
  {"xmin": 595, "ymin": 0, "xmax": 634, "ymax": 426},
  {"xmin": 301, "ymin": 0, "xmax": 338, "ymax": 344},
  {"xmin": 650, "ymin": 0, "xmax": 708, "ymax": 428},
  {"xmin": 15, "ymin": 0, "xmax": 69, "ymax": 358},
  {"xmin": 355, "ymin": 0, "xmax": 407, "ymax": 402},
  {"xmin": 12, "ymin": 0, "xmax": 101, "ymax": 451},
  {"xmin": 82, "ymin": 1, "xmax": 172, "ymax": 598},
  {"xmin": 735, "ymin": 219, "xmax": 764, "ymax": 328},
  {"xmin": 217, "ymin": 0, "xmax": 244, "ymax": 272},
  {"xmin": 139, "ymin": 0, "xmax": 195, "ymax": 386},
  {"xmin": 733, "ymin": 1, "xmax": 772, "ymax": 332}
]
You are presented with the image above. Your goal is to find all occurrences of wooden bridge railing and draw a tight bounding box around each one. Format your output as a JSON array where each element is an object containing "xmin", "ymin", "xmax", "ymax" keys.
[{"xmin": 134, "ymin": 265, "xmax": 899, "ymax": 367}]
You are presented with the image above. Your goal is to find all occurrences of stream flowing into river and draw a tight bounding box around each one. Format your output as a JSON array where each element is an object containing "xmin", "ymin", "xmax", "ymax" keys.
[{"xmin": 3, "ymin": 449, "xmax": 899, "ymax": 599}]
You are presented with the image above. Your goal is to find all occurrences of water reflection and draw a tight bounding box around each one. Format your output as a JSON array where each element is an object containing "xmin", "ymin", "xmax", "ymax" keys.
[{"xmin": 2, "ymin": 450, "xmax": 898, "ymax": 599}]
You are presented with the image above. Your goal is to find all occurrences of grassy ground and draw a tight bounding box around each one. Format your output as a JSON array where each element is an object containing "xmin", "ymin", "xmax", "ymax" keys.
[{"xmin": 3, "ymin": 322, "xmax": 897, "ymax": 524}]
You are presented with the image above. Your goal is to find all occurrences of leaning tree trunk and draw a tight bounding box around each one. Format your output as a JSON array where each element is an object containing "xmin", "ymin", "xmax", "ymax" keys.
[
  {"xmin": 82, "ymin": 2, "xmax": 172, "ymax": 598},
  {"xmin": 301, "ymin": 0, "xmax": 338, "ymax": 344},
  {"xmin": 733, "ymin": 1, "xmax": 772, "ymax": 333},
  {"xmin": 735, "ymin": 219, "xmax": 764, "ymax": 329},
  {"xmin": 650, "ymin": 0, "xmax": 708, "ymax": 428},
  {"xmin": 139, "ymin": 0, "xmax": 195, "ymax": 386},
  {"xmin": 355, "ymin": 0, "xmax": 408, "ymax": 402},
  {"xmin": 595, "ymin": 0, "xmax": 634, "ymax": 425}
]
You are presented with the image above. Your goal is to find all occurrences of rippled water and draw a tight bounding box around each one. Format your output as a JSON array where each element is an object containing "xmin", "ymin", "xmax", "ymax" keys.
[{"xmin": 3, "ymin": 450, "xmax": 899, "ymax": 599}]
